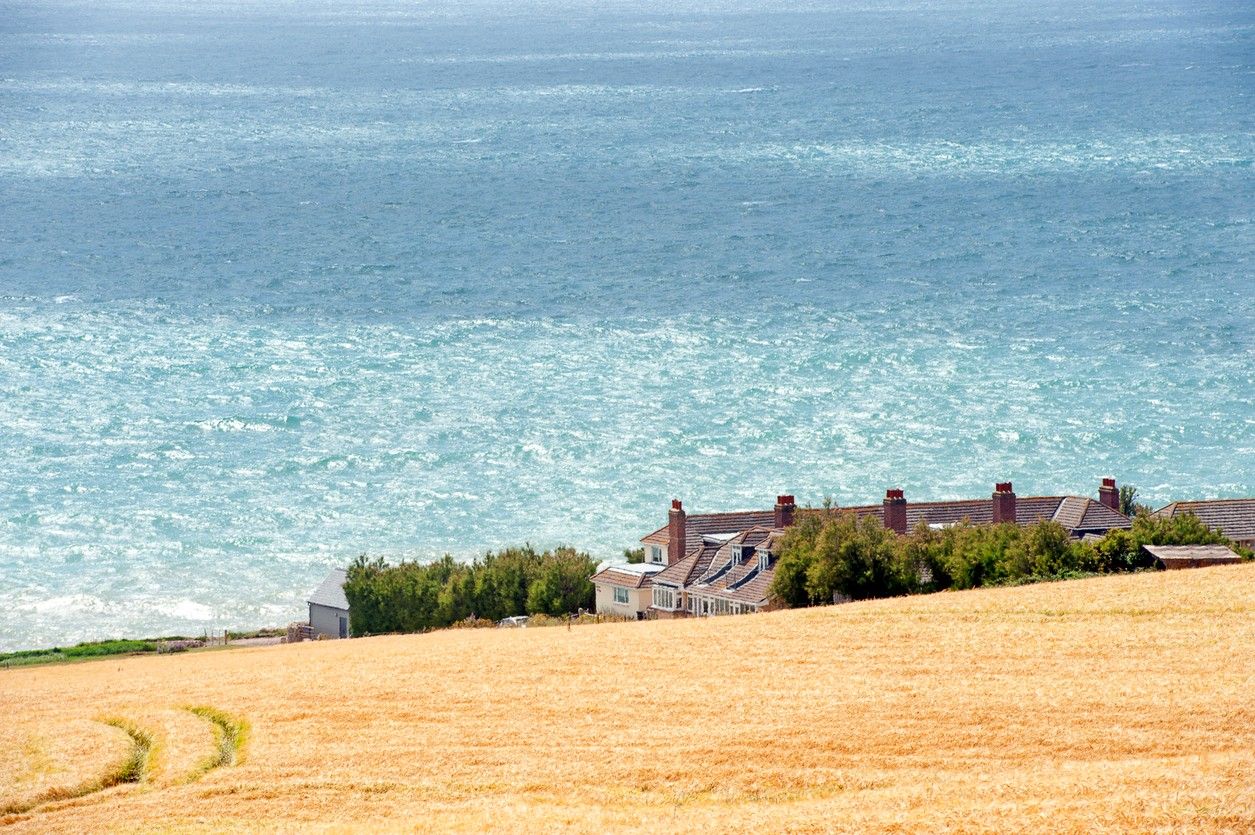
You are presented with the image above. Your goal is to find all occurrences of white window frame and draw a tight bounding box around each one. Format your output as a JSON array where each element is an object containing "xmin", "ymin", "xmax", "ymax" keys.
[
  {"xmin": 613, "ymin": 586, "xmax": 630, "ymax": 604},
  {"xmin": 649, "ymin": 545, "xmax": 663, "ymax": 564},
  {"xmin": 653, "ymin": 586, "xmax": 675, "ymax": 609}
]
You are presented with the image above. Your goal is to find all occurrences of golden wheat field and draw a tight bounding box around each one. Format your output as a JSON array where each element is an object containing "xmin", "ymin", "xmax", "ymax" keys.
[{"xmin": 3, "ymin": 565, "xmax": 1253, "ymax": 833}]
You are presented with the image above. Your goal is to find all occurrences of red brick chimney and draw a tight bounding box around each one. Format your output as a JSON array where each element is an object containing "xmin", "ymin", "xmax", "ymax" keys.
[
  {"xmin": 1098, "ymin": 477, "xmax": 1119, "ymax": 512},
  {"xmin": 992, "ymin": 482, "xmax": 1017, "ymax": 524},
  {"xmin": 667, "ymin": 499, "xmax": 687, "ymax": 564},
  {"xmin": 883, "ymin": 489, "xmax": 907, "ymax": 534},
  {"xmin": 774, "ymin": 494, "xmax": 796, "ymax": 528}
]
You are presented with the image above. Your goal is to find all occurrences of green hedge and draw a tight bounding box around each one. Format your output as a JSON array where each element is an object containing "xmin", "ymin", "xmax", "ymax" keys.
[
  {"xmin": 0, "ymin": 638, "xmax": 163, "ymax": 668},
  {"xmin": 344, "ymin": 546, "xmax": 597, "ymax": 636},
  {"xmin": 771, "ymin": 510, "xmax": 1252, "ymax": 607}
]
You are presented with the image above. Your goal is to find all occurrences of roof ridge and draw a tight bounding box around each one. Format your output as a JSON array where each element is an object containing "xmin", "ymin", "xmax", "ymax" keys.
[
  {"xmin": 1170, "ymin": 497, "xmax": 1255, "ymax": 505},
  {"xmin": 687, "ymin": 509, "xmax": 776, "ymax": 519}
]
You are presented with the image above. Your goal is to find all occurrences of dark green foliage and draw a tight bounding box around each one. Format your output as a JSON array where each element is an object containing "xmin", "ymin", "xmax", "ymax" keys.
[
  {"xmin": 1084, "ymin": 510, "xmax": 1253, "ymax": 570},
  {"xmin": 525, "ymin": 548, "xmax": 598, "ymax": 616},
  {"xmin": 1089, "ymin": 528, "xmax": 1143, "ymax": 572},
  {"xmin": 0, "ymin": 638, "xmax": 161, "ymax": 667},
  {"xmin": 63, "ymin": 639, "xmax": 158, "ymax": 657},
  {"xmin": 771, "ymin": 513, "xmax": 825, "ymax": 607},
  {"xmin": 344, "ymin": 545, "xmax": 598, "ymax": 636},
  {"xmin": 1132, "ymin": 510, "xmax": 1234, "ymax": 547},
  {"xmin": 769, "ymin": 507, "xmax": 1249, "ymax": 609},
  {"xmin": 803, "ymin": 512, "xmax": 917, "ymax": 602},
  {"xmin": 771, "ymin": 511, "xmax": 921, "ymax": 604},
  {"xmin": 622, "ymin": 547, "xmax": 645, "ymax": 563}
]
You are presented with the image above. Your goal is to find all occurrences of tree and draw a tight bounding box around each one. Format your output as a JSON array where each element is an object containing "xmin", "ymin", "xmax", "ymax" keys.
[
  {"xmin": 622, "ymin": 547, "xmax": 645, "ymax": 563},
  {"xmin": 342, "ymin": 545, "xmax": 600, "ymax": 634},
  {"xmin": 769, "ymin": 512, "xmax": 824, "ymax": 606},
  {"xmin": 772, "ymin": 511, "xmax": 914, "ymax": 603},
  {"xmin": 344, "ymin": 554, "xmax": 388, "ymax": 635},
  {"xmin": 1119, "ymin": 485, "xmax": 1152, "ymax": 517},
  {"xmin": 1131, "ymin": 511, "xmax": 1231, "ymax": 547},
  {"xmin": 525, "ymin": 548, "xmax": 597, "ymax": 615}
]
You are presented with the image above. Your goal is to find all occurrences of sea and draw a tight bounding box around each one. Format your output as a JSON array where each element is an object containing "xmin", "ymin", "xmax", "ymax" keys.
[{"xmin": 1, "ymin": 0, "xmax": 1252, "ymax": 650}]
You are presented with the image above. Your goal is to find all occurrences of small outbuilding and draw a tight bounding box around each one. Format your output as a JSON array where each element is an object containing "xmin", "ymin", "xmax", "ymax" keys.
[
  {"xmin": 1143, "ymin": 544, "xmax": 1243, "ymax": 570},
  {"xmin": 308, "ymin": 568, "xmax": 350, "ymax": 638}
]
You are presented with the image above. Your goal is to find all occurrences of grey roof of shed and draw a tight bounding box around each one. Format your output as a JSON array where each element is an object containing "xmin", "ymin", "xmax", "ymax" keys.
[
  {"xmin": 1142, "ymin": 544, "xmax": 1242, "ymax": 563},
  {"xmin": 308, "ymin": 568, "xmax": 349, "ymax": 610}
]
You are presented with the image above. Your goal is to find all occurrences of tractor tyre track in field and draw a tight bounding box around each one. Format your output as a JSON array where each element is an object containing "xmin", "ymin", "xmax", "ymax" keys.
[
  {"xmin": 185, "ymin": 706, "xmax": 250, "ymax": 774},
  {"xmin": 0, "ymin": 718, "xmax": 152, "ymax": 820},
  {"xmin": 2, "ymin": 705, "xmax": 247, "ymax": 824}
]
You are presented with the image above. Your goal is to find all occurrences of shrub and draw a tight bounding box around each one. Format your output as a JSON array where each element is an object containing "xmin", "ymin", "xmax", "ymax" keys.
[
  {"xmin": 771, "ymin": 511, "xmax": 917, "ymax": 604},
  {"xmin": 770, "ymin": 512, "xmax": 825, "ymax": 606},
  {"xmin": 345, "ymin": 545, "xmax": 598, "ymax": 636},
  {"xmin": 449, "ymin": 616, "xmax": 496, "ymax": 629},
  {"xmin": 62, "ymin": 640, "xmax": 157, "ymax": 658},
  {"xmin": 525, "ymin": 547, "xmax": 597, "ymax": 616},
  {"xmin": 771, "ymin": 506, "xmax": 1243, "ymax": 610}
]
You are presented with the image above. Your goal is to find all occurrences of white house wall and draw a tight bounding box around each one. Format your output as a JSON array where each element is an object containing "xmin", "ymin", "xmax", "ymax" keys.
[{"xmin": 594, "ymin": 583, "xmax": 651, "ymax": 618}]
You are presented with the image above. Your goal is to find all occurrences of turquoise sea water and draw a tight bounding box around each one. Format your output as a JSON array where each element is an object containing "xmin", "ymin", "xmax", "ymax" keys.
[{"xmin": 1, "ymin": 0, "xmax": 1252, "ymax": 650}]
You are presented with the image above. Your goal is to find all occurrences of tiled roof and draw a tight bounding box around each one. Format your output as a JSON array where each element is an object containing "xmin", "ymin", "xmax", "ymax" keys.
[
  {"xmin": 725, "ymin": 529, "xmax": 777, "ymax": 587},
  {"xmin": 1052, "ymin": 496, "xmax": 1089, "ymax": 531},
  {"xmin": 723, "ymin": 571, "xmax": 775, "ymax": 604},
  {"xmin": 830, "ymin": 495, "xmax": 1129, "ymax": 532},
  {"xmin": 1143, "ymin": 544, "xmax": 1242, "ymax": 563},
  {"xmin": 308, "ymin": 568, "xmax": 349, "ymax": 610},
  {"xmin": 696, "ymin": 527, "xmax": 773, "ymax": 585},
  {"xmin": 1076, "ymin": 500, "xmax": 1134, "ymax": 531},
  {"xmin": 723, "ymin": 551, "xmax": 761, "ymax": 588},
  {"xmin": 1155, "ymin": 499, "xmax": 1255, "ymax": 542},
  {"xmin": 651, "ymin": 539, "xmax": 724, "ymax": 587},
  {"xmin": 650, "ymin": 552, "xmax": 699, "ymax": 586},
  {"xmin": 693, "ymin": 566, "xmax": 775, "ymax": 605},
  {"xmin": 641, "ymin": 510, "xmax": 777, "ymax": 552},
  {"xmin": 755, "ymin": 529, "xmax": 786, "ymax": 552},
  {"xmin": 642, "ymin": 492, "xmax": 1131, "ymax": 585},
  {"xmin": 640, "ymin": 524, "xmax": 668, "ymax": 546},
  {"xmin": 591, "ymin": 566, "xmax": 658, "ymax": 589}
]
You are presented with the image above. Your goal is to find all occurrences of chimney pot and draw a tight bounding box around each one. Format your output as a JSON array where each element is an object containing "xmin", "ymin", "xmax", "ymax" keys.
[
  {"xmin": 667, "ymin": 499, "xmax": 687, "ymax": 565},
  {"xmin": 774, "ymin": 494, "xmax": 796, "ymax": 528},
  {"xmin": 883, "ymin": 488, "xmax": 908, "ymax": 534},
  {"xmin": 992, "ymin": 482, "xmax": 1017, "ymax": 524},
  {"xmin": 1098, "ymin": 478, "xmax": 1120, "ymax": 512}
]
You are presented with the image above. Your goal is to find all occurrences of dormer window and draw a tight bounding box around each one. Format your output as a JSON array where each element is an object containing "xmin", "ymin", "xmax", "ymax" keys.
[
  {"xmin": 731, "ymin": 545, "xmax": 743, "ymax": 561},
  {"xmin": 758, "ymin": 550, "xmax": 770, "ymax": 572},
  {"xmin": 649, "ymin": 545, "xmax": 663, "ymax": 564}
]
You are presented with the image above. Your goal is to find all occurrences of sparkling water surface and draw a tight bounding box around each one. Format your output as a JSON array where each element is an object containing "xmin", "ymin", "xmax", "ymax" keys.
[{"xmin": 1, "ymin": 0, "xmax": 1252, "ymax": 649}]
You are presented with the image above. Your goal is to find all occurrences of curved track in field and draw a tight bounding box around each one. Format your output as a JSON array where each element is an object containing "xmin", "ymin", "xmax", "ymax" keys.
[{"xmin": 0, "ymin": 706, "xmax": 248, "ymax": 822}]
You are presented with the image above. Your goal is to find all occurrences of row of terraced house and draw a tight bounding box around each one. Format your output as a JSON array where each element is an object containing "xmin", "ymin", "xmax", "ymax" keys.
[{"xmin": 591, "ymin": 480, "xmax": 1255, "ymax": 620}]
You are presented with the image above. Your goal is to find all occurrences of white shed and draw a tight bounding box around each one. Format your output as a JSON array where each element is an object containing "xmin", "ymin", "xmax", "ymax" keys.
[{"xmin": 308, "ymin": 568, "xmax": 350, "ymax": 639}]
